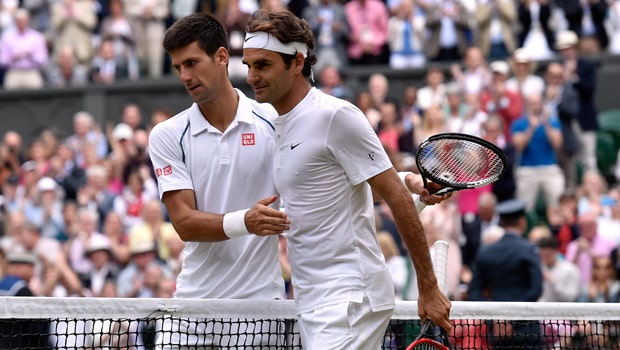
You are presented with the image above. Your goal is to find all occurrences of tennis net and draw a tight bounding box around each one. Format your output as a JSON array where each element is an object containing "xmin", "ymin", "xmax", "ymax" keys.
[{"xmin": 0, "ymin": 297, "xmax": 619, "ymax": 349}]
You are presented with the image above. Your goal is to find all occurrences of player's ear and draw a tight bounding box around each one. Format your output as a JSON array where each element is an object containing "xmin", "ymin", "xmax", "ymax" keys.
[{"xmin": 215, "ymin": 47, "xmax": 229, "ymax": 66}]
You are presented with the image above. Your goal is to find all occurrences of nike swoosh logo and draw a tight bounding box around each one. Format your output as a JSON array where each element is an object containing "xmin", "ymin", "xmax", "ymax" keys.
[
  {"xmin": 291, "ymin": 142, "xmax": 302, "ymax": 150},
  {"xmin": 244, "ymin": 36, "xmax": 256, "ymax": 42}
]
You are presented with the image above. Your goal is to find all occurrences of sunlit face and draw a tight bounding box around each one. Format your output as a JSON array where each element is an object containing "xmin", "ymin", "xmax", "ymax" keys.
[
  {"xmin": 170, "ymin": 42, "xmax": 227, "ymax": 106},
  {"xmin": 243, "ymin": 48, "xmax": 297, "ymax": 111}
]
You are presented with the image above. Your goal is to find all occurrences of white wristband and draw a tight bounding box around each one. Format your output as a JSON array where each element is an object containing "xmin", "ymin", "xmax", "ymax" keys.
[
  {"xmin": 223, "ymin": 209, "xmax": 251, "ymax": 239},
  {"xmin": 397, "ymin": 171, "xmax": 415, "ymax": 188},
  {"xmin": 412, "ymin": 194, "xmax": 426, "ymax": 213}
]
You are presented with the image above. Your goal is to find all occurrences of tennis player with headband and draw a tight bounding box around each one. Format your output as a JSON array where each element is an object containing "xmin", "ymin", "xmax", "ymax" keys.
[{"xmin": 243, "ymin": 9, "xmax": 451, "ymax": 349}]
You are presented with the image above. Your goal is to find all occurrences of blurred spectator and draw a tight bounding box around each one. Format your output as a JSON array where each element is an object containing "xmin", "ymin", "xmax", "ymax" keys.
[
  {"xmin": 367, "ymin": 72, "xmax": 398, "ymax": 110},
  {"xmin": 356, "ymin": 90, "xmax": 382, "ymax": 131},
  {"xmin": 0, "ymin": 0, "xmax": 17, "ymax": 32},
  {"xmin": 90, "ymin": 37, "xmax": 133, "ymax": 84},
  {"xmin": 98, "ymin": 0, "xmax": 140, "ymax": 80},
  {"xmin": 218, "ymin": 1, "xmax": 255, "ymax": 78},
  {"xmin": 316, "ymin": 65, "xmax": 355, "ymax": 102},
  {"xmin": 480, "ymin": 60, "xmax": 523, "ymax": 140},
  {"xmin": 57, "ymin": 199, "xmax": 79, "ymax": 242},
  {"xmin": 49, "ymin": 0, "xmax": 97, "ymax": 66},
  {"xmin": 377, "ymin": 231, "xmax": 407, "ymax": 299},
  {"xmin": 450, "ymin": 47, "xmax": 491, "ymax": 95},
  {"xmin": 557, "ymin": 0, "xmax": 608, "ymax": 54},
  {"xmin": 1, "ymin": 130, "xmax": 25, "ymax": 174},
  {"xmin": 121, "ymin": 103, "xmax": 146, "ymax": 131},
  {"xmin": 416, "ymin": 65, "xmax": 446, "ymax": 113},
  {"xmin": 443, "ymin": 82, "xmax": 467, "ymax": 132},
  {"xmin": 116, "ymin": 239, "xmax": 173, "ymax": 298},
  {"xmin": 537, "ymin": 236, "xmax": 581, "ymax": 302},
  {"xmin": 112, "ymin": 167, "xmax": 158, "ymax": 231},
  {"xmin": 397, "ymin": 85, "xmax": 419, "ymax": 153},
  {"xmin": 517, "ymin": 0, "xmax": 555, "ymax": 61},
  {"xmin": 543, "ymin": 61, "xmax": 580, "ymax": 192},
  {"xmin": 459, "ymin": 92, "xmax": 487, "ymax": 137},
  {"xmin": 386, "ymin": 0, "xmax": 426, "ymax": 69},
  {"xmin": 100, "ymin": 211, "xmax": 130, "ymax": 267},
  {"xmin": 26, "ymin": 138, "xmax": 53, "ymax": 177},
  {"xmin": 505, "ymin": 48, "xmax": 545, "ymax": 98},
  {"xmin": 129, "ymin": 198, "xmax": 183, "ymax": 265},
  {"xmin": 77, "ymin": 164, "xmax": 116, "ymax": 227},
  {"xmin": 577, "ymin": 169, "xmax": 607, "ymax": 217},
  {"xmin": 81, "ymin": 233, "xmax": 119, "ymax": 296},
  {"xmin": 377, "ymin": 101, "xmax": 402, "ymax": 154},
  {"xmin": 475, "ymin": 0, "xmax": 517, "ymax": 60},
  {"xmin": 23, "ymin": 176, "xmax": 63, "ymax": 239},
  {"xmin": 344, "ymin": 0, "xmax": 390, "ymax": 65},
  {"xmin": 511, "ymin": 93, "xmax": 564, "ymax": 212},
  {"xmin": 65, "ymin": 110, "xmax": 109, "ymax": 168},
  {"xmin": 528, "ymin": 223, "xmax": 553, "ymax": 244},
  {"xmin": 0, "ymin": 252, "xmax": 50, "ymax": 348},
  {"xmin": 556, "ymin": 30, "xmax": 600, "ymax": 175},
  {"xmin": 577, "ymin": 255, "xmax": 619, "ymax": 302},
  {"xmin": 608, "ymin": 0, "xmax": 620, "ymax": 54},
  {"xmin": 424, "ymin": 0, "xmax": 470, "ymax": 63},
  {"xmin": 45, "ymin": 45, "xmax": 89, "ymax": 87},
  {"xmin": 124, "ymin": 0, "xmax": 169, "ymax": 78},
  {"xmin": 413, "ymin": 104, "xmax": 448, "ymax": 146},
  {"xmin": 0, "ymin": 8, "xmax": 48, "ymax": 89},
  {"xmin": 69, "ymin": 207, "xmax": 104, "ymax": 275},
  {"xmin": 547, "ymin": 190, "xmax": 579, "ymax": 255},
  {"xmin": 461, "ymin": 191, "xmax": 499, "ymax": 270},
  {"xmin": 303, "ymin": 0, "xmax": 349, "ymax": 72},
  {"xmin": 566, "ymin": 211, "xmax": 618, "ymax": 285}
]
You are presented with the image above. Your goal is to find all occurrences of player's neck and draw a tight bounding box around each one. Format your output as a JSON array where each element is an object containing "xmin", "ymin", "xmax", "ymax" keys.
[
  {"xmin": 274, "ymin": 79, "xmax": 311, "ymax": 116},
  {"xmin": 199, "ymin": 86, "xmax": 239, "ymax": 132}
]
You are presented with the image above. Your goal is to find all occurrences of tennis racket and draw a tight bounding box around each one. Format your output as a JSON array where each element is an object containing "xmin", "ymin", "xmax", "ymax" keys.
[
  {"xmin": 406, "ymin": 240, "xmax": 451, "ymax": 350},
  {"xmin": 414, "ymin": 133, "xmax": 507, "ymax": 211}
]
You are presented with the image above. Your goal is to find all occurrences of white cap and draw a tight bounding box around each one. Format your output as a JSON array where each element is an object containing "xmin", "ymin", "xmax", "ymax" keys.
[
  {"xmin": 112, "ymin": 123, "xmax": 134, "ymax": 141},
  {"xmin": 513, "ymin": 48, "xmax": 531, "ymax": 63},
  {"xmin": 37, "ymin": 176, "xmax": 57, "ymax": 192},
  {"xmin": 555, "ymin": 31, "xmax": 579, "ymax": 50},
  {"xmin": 130, "ymin": 239, "xmax": 156, "ymax": 255},
  {"xmin": 86, "ymin": 234, "xmax": 112, "ymax": 255},
  {"xmin": 490, "ymin": 61, "xmax": 510, "ymax": 75}
]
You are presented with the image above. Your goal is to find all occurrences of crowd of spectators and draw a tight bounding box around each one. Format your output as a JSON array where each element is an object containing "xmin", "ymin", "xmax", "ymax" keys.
[
  {"xmin": 0, "ymin": 0, "xmax": 619, "ymax": 346},
  {"xmin": 2, "ymin": 0, "xmax": 620, "ymax": 88}
]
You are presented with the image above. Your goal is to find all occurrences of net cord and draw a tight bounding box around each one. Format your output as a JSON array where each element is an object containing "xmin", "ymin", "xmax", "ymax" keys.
[{"xmin": 1, "ymin": 297, "xmax": 619, "ymax": 321}]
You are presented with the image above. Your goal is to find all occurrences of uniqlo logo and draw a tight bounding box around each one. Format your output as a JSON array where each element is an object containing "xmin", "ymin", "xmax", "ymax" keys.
[
  {"xmin": 242, "ymin": 133, "xmax": 255, "ymax": 146},
  {"xmin": 163, "ymin": 165, "xmax": 173, "ymax": 176},
  {"xmin": 155, "ymin": 168, "xmax": 163, "ymax": 177}
]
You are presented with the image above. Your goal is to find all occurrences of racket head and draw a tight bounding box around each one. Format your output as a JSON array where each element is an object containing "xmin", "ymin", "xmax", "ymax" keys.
[
  {"xmin": 406, "ymin": 319, "xmax": 451, "ymax": 350},
  {"xmin": 416, "ymin": 133, "xmax": 507, "ymax": 191}
]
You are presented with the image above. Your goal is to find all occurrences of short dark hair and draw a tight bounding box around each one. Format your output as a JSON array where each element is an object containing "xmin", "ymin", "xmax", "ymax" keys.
[
  {"xmin": 537, "ymin": 236, "xmax": 559, "ymax": 249},
  {"xmin": 163, "ymin": 13, "xmax": 229, "ymax": 58},
  {"xmin": 245, "ymin": 9, "xmax": 317, "ymax": 78}
]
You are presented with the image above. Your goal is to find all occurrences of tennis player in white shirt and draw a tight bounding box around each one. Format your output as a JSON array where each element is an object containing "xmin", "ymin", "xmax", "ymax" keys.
[{"xmin": 242, "ymin": 9, "xmax": 451, "ymax": 350}]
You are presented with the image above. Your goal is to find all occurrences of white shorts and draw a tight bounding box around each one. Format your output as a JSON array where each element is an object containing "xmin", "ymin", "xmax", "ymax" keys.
[
  {"xmin": 298, "ymin": 295, "xmax": 393, "ymax": 350},
  {"xmin": 155, "ymin": 316, "xmax": 286, "ymax": 349}
]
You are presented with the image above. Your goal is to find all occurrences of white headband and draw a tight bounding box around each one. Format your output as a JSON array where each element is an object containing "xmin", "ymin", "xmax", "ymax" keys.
[{"xmin": 243, "ymin": 31, "xmax": 307, "ymax": 58}]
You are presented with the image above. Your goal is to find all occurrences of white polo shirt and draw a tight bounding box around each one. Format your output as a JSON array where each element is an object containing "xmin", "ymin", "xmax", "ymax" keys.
[
  {"xmin": 148, "ymin": 89, "xmax": 284, "ymax": 300},
  {"xmin": 274, "ymin": 88, "xmax": 395, "ymax": 314}
]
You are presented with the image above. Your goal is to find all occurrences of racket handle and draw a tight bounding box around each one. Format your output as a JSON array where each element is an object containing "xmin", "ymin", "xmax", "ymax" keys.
[
  {"xmin": 432, "ymin": 240, "xmax": 449, "ymax": 295},
  {"xmin": 413, "ymin": 194, "xmax": 427, "ymax": 213}
]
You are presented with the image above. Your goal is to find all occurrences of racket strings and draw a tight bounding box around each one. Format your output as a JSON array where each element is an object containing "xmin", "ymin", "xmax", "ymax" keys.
[{"xmin": 418, "ymin": 139, "xmax": 504, "ymax": 186}]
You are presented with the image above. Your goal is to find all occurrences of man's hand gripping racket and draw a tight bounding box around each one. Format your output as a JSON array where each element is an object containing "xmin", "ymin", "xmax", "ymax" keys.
[
  {"xmin": 407, "ymin": 240, "xmax": 452, "ymax": 350},
  {"xmin": 414, "ymin": 133, "xmax": 508, "ymax": 212}
]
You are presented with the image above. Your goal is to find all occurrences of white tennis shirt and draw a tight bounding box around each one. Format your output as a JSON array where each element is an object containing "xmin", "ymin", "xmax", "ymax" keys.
[
  {"xmin": 148, "ymin": 89, "xmax": 284, "ymax": 300},
  {"xmin": 274, "ymin": 88, "xmax": 395, "ymax": 314}
]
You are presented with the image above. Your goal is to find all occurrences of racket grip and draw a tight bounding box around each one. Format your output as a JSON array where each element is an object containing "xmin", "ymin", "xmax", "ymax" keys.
[
  {"xmin": 413, "ymin": 194, "xmax": 427, "ymax": 213},
  {"xmin": 432, "ymin": 240, "xmax": 449, "ymax": 295}
]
